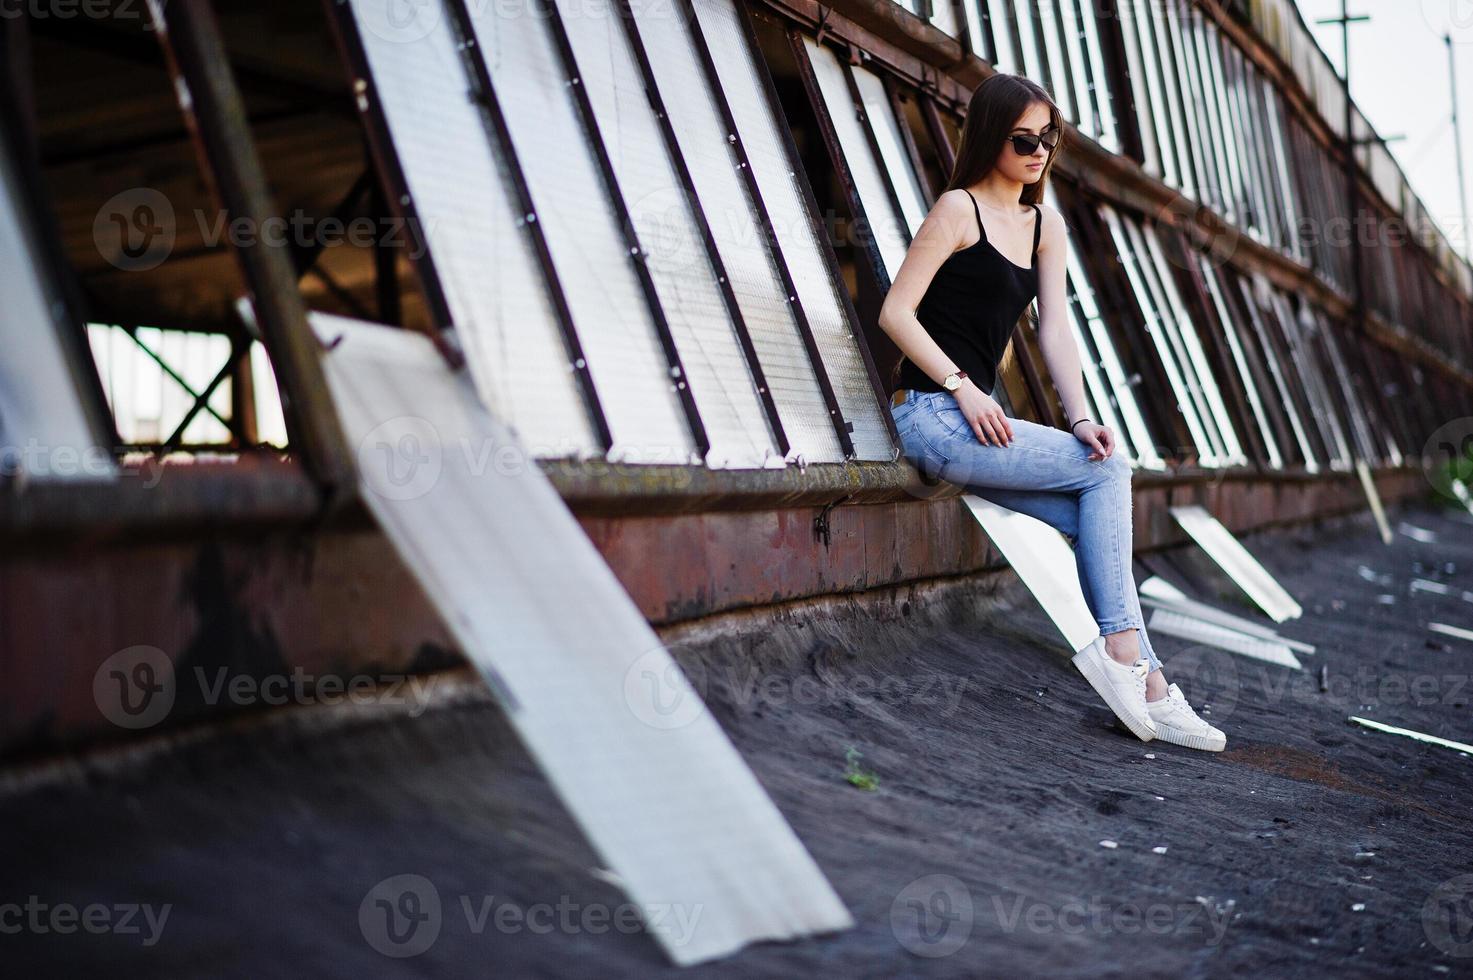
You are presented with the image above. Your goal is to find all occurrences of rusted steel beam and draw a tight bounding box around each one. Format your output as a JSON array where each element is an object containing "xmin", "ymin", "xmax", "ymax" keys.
[
  {"xmin": 0, "ymin": 463, "xmax": 1428, "ymax": 757},
  {"xmin": 147, "ymin": 0, "xmax": 355, "ymax": 503}
]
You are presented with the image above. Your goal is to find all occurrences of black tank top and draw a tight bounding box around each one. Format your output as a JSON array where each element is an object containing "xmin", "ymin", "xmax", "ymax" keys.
[{"xmin": 893, "ymin": 192, "xmax": 1041, "ymax": 396}]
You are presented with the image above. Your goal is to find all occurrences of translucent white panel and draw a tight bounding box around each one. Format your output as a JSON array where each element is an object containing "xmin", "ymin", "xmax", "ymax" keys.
[
  {"xmin": 554, "ymin": 0, "xmax": 779, "ymax": 469},
  {"xmin": 470, "ymin": 0, "xmax": 695, "ymax": 465},
  {"xmin": 314, "ymin": 314, "xmax": 854, "ymax": 966},
  {"xmin": 1056, "ymin": 0, "xmax": 1094, "ymax": 136},
  {"xmin": 249, "ymin": 341, "xmax": 289, "ymax": 448},
  {"xmin": 1147, "ymin": 610, "xmax": 1302, "ymax": 669},
  {"xmin": 1194, "ymin": 11, "xmax": 1243, "ymax": 224},
  {"xmin": 1197, "ymin": 260, "xmax": 1283, "ymax": 469},
  {"xmin": 1101, "ymin": 205, "xmax": 1216, "ymax": 463},
  {"xmin": 1262, "ymin": 78, "xmax": 1303, "ymax": 261},
  {"xmin": 807, "ymin": 40, "xmax": 909, "ymax": 282},
  {"xmin": 1169, "ymin": 504, "xmax": 1302, "ymax": 622},
  {"xmin": 1149, "ymin": 0, "xmax": 1197, "ymax": 200},
  {"xmin": 1230, "ymin": 48, "xmax": 1273, "ymax": 244},
  {"xmin": 1074, "ymin": 0, "xmax": 1119, "ymax": 151},
  {"xmin": 1140, "ymin": 224, "xmax": 1245, "ymax": 465},
  {"xmin": 1236, "ymin": 275, "xmax": 1318, "ymax": 471},
  {"xmin": 1270, "ymin": 291, "xmax": 1352, "ymax": 470},
  {"xmin": 701, "ymin": 10, "xmax": 893, "ymax": 460},
  {"xmin": 927, "ymin": 0, "xmax": 958, "ymax": 39},
  {"xmin": 346, "ymin": 0, "xmax": 598, "ymax": 458},
  {"xmin": 1114, "ymin": 0, "xmax": 1161, "ymax": 178},
  {"xmin": 1063, "ymin": 235, "xmax": 1163, "ymax": 468},
  {"xmin": 1011, "ymin": 1, "xmax": 1050, "ymax": 94},
  {"xmin": 984, "ymin": 0, "xmax": 1018, "ymax": 73},
  {"xmin": 1032, "ymin": 1, "xmax": 1075, "ymax": 123},
  {"xmin": 0, "ymin": 150, "xmax": 114, "ymax": 481},
  {"xmin": 632, "ymin": 0, "xmax": 844, "ymax": 462},
  {"xmin": 1118, "ymin": 213, "xmax": 1229, "ymax": 464},
  {"xmin": 1170, "ymin": 0, "xmax": 1220, "ymax": 211},
  {"xmin": 1313, "ymin": 311, "xmax": 1380, "ymax": 466},
  {"xmin": 1145, "ymin": 0, "xmax": 1195, "ymax": 198},
  {"xmin": 852, "ymin": 67, "xmax": 927, "ymax": 237},
  {"xmin": 1124, "ymin": 0, "xmax": 1179, "ymax": 188},
  {"xmin": 961, "ymin": 494, "xmax": 1100, "ymax": 652}
]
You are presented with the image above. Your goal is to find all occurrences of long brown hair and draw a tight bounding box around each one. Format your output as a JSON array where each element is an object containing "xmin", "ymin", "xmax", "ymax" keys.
[{"xmin": 944, "ymin": 73, "xmax": 1065, "ymax": 205}]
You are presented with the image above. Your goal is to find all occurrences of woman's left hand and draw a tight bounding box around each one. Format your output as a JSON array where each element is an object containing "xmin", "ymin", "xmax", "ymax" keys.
[{"xmin": 1072, "ymin": 421, "xmax": 1115, "ymax": 461}]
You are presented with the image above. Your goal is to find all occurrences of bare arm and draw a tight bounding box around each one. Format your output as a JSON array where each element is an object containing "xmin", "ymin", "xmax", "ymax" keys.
[
  {"xmin": 877, "ymin": 190, "xmax": 1014, "ymax": 446},
  {"xmin": 1034, "ymin": 204, "xmax": 1115, "ymax": 459},
  {"xmin": 877, "ymin": 189, "xmax": 972, "ymax": 385}
]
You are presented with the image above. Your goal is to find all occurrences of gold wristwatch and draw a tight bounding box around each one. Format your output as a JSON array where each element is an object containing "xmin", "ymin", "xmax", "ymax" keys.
[{"xmin": 942, "ymin": 371, "xmax": 968, "ymax": 392}]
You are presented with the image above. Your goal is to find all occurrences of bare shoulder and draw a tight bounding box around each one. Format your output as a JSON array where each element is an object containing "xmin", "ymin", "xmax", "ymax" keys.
[
  {"xmin": 1033, "ymin": 201, "xmax": 1068, "ymax": 249},
  {"xmin": 917, "ymin": 188, "xmax": 977, "ymax": 248}
]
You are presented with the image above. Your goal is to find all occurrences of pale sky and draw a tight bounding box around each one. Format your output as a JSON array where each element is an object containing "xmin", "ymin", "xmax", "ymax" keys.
[{"xmin": 1297, "ymin": 0, "xmax": 1473, "ymax": 260}]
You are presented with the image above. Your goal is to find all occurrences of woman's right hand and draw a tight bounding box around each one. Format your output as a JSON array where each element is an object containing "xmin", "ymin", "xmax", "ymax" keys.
[{"xmin": 951, "ymin": 382, "xmax": 1014, "ymax": 446}]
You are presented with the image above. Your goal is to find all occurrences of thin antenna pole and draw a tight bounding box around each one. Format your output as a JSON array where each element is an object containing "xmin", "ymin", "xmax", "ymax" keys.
[{"xmin": 1449, "ymin": 33, "xmax": 1471, "ymax": 261}]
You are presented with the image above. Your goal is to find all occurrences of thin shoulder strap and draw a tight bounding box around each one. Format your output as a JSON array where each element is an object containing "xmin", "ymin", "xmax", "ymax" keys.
[
  {"xmin": 964, "ymin": 190, "xmax": 986, "ymax": 242},
  {"xmin": 1030, "ymin": 203, "xmax": 1043, "ymax": 262}
]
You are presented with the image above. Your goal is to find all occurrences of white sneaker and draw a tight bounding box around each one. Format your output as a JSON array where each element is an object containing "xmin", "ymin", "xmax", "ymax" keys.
[
  {"xmin": 1071, "ymin": 636, "xmax": 1156, "ymax": 742},
  {"xmin": 1147, "ymin": 683, "xmax": 1226, "ymax": 752}
]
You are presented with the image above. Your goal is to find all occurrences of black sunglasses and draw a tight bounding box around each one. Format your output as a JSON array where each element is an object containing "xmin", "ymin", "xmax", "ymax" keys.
[{"xmin": 1008, "ymin": 129, "xmax": 1060, "ymax": 156}]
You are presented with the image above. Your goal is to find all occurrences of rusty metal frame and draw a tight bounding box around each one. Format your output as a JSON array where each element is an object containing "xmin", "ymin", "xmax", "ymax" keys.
[{"xmin": 146, "ymin": 0, "xmax": 356, "ymax": 500}]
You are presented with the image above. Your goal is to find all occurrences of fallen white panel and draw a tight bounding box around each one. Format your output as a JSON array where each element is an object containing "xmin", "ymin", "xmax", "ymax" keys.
[
  {"xmin": 0, "ymin": 130, "xmax": 115, "ymax": 482},
  {"xmin": 1169, "ymin": 505, "xmax": 1303, "ymax": 622},
  {"xmin": 1147, "ymin": 609, "xmax": 1303, "ymax": 669},
  {"xmin": 1355, "ymin": 460, "xmax": 1394, "ymax": 545},
  {"xmin": 1138, "ymin": 575, "xmax": 1189, "ymax": 603},
  {"xmin": 961, "ymin": 494, "xmax": 1099, "ymax": 652},
  {"xmin": 1397, "ymin": 522, "xmax": 1438, "ymax": 544},
  {"xmin": 313, "ymin": 314, "xmax": 852, "ymax": 965},
  {"xmin": 1139, "ymin": 578, "xmax": 1315, "ymax": 654},
  {"xmin": 1349, "ymin": 716, "xmax": 1473, "ymax": 757},
  {"xmin": 1451, "ymin": 478, "xmax": 1473, "ymax": 517},
  {"xmin": 1429, "ymin": 622, "xmax": 1473, "ymax": 644}
]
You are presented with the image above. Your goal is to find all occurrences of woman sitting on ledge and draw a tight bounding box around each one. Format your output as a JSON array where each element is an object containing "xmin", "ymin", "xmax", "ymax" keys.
[{"xmin": 877, "ymin": 73, "xmax": 1224, "ymax": 753}]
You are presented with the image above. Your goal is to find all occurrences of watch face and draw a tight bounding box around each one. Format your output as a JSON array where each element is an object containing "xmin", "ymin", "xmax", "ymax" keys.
[{"xmin": 944, "ymin": 376, "xmax": 960, "ymax": 391}]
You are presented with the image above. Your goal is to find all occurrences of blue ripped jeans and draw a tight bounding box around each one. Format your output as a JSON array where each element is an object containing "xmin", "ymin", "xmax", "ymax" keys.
[{"xmin": 893, "ymin": 389, "xmax": 1162, "ymax": 672}]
